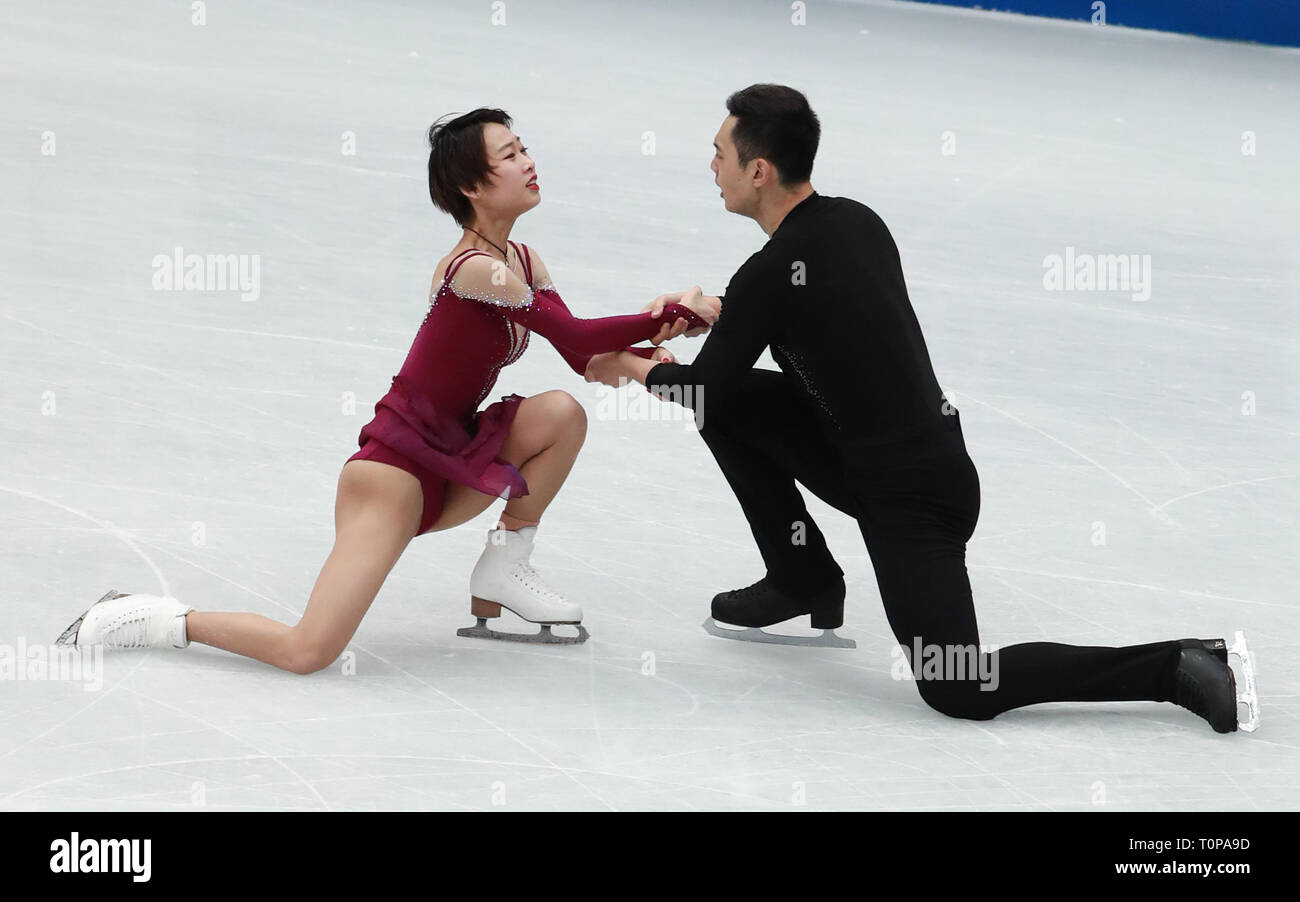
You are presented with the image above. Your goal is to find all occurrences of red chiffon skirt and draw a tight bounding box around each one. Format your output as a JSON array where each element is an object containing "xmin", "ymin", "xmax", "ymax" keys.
[{"xmin": 347, "ymin": 376, "xmax": 529, "ymax": 532}]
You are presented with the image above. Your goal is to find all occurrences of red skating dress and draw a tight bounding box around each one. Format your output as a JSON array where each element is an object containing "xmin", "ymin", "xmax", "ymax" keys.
[{"xmin": 347, "ymin": 240, "xmax": 706, "ymax": 535}]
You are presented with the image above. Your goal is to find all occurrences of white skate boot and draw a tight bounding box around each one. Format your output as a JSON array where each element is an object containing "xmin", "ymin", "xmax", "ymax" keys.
[
  {"xmin": 457, "ymin": 526, "xmax": 588, "ymax": 644},
  {"xmin": 56, "ymin": 589, "xmax": 194, "ymax": 650}
]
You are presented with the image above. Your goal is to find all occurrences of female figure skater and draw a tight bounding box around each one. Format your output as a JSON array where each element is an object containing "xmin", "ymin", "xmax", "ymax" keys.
[{"xmin": 56, "ymin": 108, "xmax": 719, "ymax": 671}]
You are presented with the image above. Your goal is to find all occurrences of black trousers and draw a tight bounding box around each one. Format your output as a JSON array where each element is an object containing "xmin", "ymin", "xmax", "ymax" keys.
[{"xmin": 696, "ymin": 369, "xmax": 1183, "ymax": 720}]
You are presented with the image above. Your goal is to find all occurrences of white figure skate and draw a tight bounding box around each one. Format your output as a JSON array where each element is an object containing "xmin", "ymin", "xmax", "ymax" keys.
[
  {"xmin": 56, "ymin": 589, "xmax": 193, "ymax": 649},
  {"xmin": 457, "ymin": 526, "xmax": 588, "ymax": 644}
]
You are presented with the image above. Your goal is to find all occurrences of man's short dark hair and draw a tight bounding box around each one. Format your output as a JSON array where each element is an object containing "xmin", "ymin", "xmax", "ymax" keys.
[
  {"xmin": 427, "ymin": 108, "xmax": 512, "ymax": 227},
  {"xmin": 725, "ymin": 84, "xmax": 820, "ymax": 187}
]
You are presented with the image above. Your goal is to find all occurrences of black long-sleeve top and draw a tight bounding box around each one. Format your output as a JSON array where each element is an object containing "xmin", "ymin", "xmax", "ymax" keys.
[{"xmin": 646, "ymin": 192, "xmax": 966, "ymax": 468}]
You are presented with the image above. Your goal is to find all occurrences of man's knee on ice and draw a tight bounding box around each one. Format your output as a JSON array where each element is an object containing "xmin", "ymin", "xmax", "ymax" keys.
[{"xmin": 915, "ymin": 678, "xmax": 998, "ymax": 721}]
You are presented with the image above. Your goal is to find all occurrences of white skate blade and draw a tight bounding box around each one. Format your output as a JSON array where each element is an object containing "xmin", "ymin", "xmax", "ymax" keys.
[
  {"xmin": 702, "ymin": 616, "xmax": 856, "ymax": 649},
  {"xmin": 1228, "ymin": 629, "xmax": 1260, "ymax": 732},
  {"xmin": 457, "ymin": 617, "xmax": 589, "ymax": 645},
  {"xmin": 55, "ymin": 589, "xmax": 125, "ymax": 646}
]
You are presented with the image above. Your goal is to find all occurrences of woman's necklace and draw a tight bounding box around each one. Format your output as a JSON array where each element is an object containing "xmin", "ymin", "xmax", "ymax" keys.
[{"xmin": 466, "ymin": 226, "xmax": 510, "ymax": 266}]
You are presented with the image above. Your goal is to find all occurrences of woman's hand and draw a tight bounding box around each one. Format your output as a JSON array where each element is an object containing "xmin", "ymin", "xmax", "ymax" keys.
[{"xmin": 642, "ymin": 286, "xmax": 721, "ymax": 345}]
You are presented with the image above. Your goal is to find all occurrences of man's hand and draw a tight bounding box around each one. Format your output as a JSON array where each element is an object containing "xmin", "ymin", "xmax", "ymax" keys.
[
  {"xmin": 642, "ymin": 286, "xmax": 721, "ymax": 344},
  {"xmin": 584, "ymin": 351, "xmax": 633, "ymax": 387},
  {"xmin": 648, "ymin": 316, "xmax": 690, "ymax": 347},
  {"xmin": 584, "ymin": 350, "xmax": 666, "ymax": 387},
  {"xmin": 680, "ymin": 289, "xmax": 722, "ymax": 327}
]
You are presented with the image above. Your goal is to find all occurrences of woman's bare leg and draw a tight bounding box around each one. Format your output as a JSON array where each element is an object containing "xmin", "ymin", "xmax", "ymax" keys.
[
  {"xmin": 182, "ymin": 389, "xmax": 584, "ymax": 672},
  {"xmin": 427, "ymin": 389, "xmax": 588, "ymax": 533},
  {"xmin": 185, "ymin": 460, "xmax": 423, "ymax": 674}
]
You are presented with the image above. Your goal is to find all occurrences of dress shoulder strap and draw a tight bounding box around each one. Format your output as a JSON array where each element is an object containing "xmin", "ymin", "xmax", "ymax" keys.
[
  {"xmin": 443, "ymin": 248, "xmax": 490, "ymax": 283},
  {"xmin": 508, "ymin": 240, "xmax": 534, "ymax": 286}
]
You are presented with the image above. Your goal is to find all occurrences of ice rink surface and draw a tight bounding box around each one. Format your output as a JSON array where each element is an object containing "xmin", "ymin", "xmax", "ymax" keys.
[{"xmin": 2, "ymin": 0, "xmax": 1297, "ymax": 810}]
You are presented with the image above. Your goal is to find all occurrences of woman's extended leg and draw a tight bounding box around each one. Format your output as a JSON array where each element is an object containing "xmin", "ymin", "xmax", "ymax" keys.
[
  {"xmin": 426, "ymin": 389, "xmax": 588, "ymax": 533},
  {"xmin": 184, "ymin": 389, "xmax": 584, "ymax": 670},
  {"xmin": 184, "ymin": 459, "xmax": 423, "ymax": 674}
]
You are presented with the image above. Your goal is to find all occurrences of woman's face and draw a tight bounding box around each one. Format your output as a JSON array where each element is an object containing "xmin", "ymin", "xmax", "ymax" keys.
[{"xmin": 465, "ymin": 122, "xmax": 540, "ymax": 221}]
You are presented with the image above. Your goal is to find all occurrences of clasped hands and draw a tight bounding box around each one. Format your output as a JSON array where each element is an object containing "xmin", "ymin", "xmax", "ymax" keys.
[{"xmin": 583, "ymin": 286, "xmax": 722, "ymax": 387}]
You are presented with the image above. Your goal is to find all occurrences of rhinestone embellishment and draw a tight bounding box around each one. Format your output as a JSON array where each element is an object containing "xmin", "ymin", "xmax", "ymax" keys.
[
  {"xmin": 775, "ymin": 343, "xmax": 838, "ymax": 429},
  {"xmin": 453, "ymin": 285, "xmax": 536, "ymax": 309}
]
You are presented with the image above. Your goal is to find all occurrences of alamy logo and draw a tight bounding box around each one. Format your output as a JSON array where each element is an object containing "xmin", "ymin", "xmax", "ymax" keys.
[
  {"xmin": 0, "ymin": 639, "xmax": 102, "ymax": 691},
  {"xmin": 49, "ymin": 833, "xmax": 151, "ymax": 882},
  {"xmin": 1042, "ymin": 246, "xmax": 1151, "ymax": 301},
  {"xmin": 596, "ymin": 381, "xmax": 703, "ymax": 431},
  {"xmin": 151, "ymin": 246, "xmax": 261, "ymax": 302},
  {"xmin": 891, "ymin": 638, "xmax": 1001, "ymax": 691}
]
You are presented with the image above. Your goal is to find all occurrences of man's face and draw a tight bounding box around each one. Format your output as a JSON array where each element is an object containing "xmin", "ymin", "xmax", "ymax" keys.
[{"xmin": 711, "ymin": 115, "xmax": 754, "ymax": 216}]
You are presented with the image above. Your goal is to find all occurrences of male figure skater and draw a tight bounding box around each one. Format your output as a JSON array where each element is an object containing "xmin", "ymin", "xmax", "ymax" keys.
[{"xmin": 585, "ymin": 84, "xmax": 1258, "ymax": 732}]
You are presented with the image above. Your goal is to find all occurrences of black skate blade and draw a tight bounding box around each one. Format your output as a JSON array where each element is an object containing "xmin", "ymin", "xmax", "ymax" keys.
[
  {"xmin": 702, "ymin": 616, "xmax": 856, "ymax": 649},
  {"xmin": 55, "ymin": 589, "xmax": 123, "ymax": 646},
  {"xmin": 456, "ymin": 617, "xmax": 589, "ymax": 645}
]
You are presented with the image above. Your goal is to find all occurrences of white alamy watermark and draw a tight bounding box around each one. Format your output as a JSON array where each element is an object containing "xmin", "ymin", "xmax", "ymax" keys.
[
  {"xmin": 596, "ymin": 380, "xmax": 703, "ymax": 432},
  {"xmin": 0, "ymin": 638, "xmax": 103, "ymax": 691},
  {"xmin": 1042, "ymin": 246, "xmax": 1151, "ymax": 302},
  {"xmin": 49, "ymin": 833, "xmax": 151, "ymax": 882},
  {"xmin": 152, "ymin": 246, "xmax": 261, "ymax": 302},
  {"xmin": 891, "ymin": 638, "xmax": 1001, "ymax": 691}
]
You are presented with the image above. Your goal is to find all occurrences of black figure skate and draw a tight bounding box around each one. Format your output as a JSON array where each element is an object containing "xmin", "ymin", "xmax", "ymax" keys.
[{"xmin": 703, "ymin": 576, "xmax": 855, "ymax": 649}]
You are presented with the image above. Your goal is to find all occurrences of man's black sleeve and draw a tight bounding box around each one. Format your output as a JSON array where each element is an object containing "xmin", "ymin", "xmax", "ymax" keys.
[{"xmin": 645, "ymin": 258, "xmax": 777, "ymax": 415}]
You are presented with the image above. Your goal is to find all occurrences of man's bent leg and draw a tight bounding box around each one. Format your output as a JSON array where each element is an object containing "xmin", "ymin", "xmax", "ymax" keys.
[
  {"xmin": 696, "ymin": 369, "xmax": 851, "ymax": 595},
  {"xmin": 860, "ymin": 452, "xmax": 1183, "ymax": 720}
]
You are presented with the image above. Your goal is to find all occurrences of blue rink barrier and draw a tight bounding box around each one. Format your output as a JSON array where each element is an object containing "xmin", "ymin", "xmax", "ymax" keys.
[{"xmin": 903, "ymin": 0, "xmax": 1300, "ymax": 47}]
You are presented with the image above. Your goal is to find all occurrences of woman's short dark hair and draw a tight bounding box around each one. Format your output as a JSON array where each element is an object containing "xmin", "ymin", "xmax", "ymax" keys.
[
  {"xmin": 725, "ymin": 84, "xmax": 820, "ymax": 186},
  {"xmin": 427, "ymin": 108, "xmax": 513, "ymax": 227}
]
